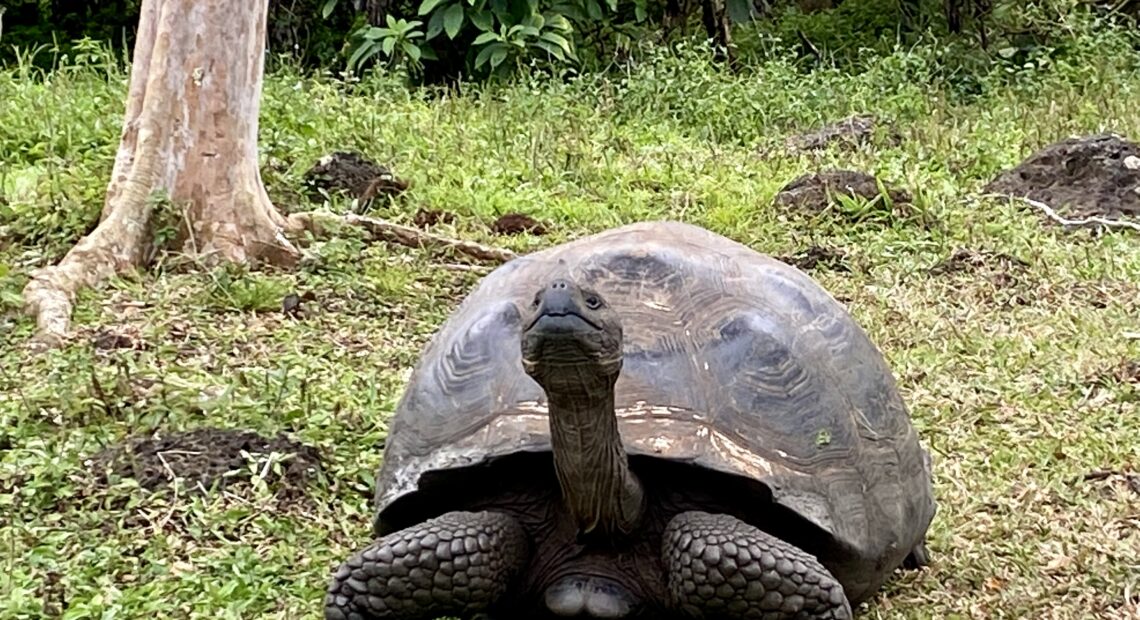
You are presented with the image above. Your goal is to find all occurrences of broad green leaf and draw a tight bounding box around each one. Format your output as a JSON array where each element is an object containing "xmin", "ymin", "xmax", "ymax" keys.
[
  {"xmin": 470, "ymin": 9, "xmax": 494, "ymax": 31},
  {"xmin": 490, "ymin": 46, "xmax": 508, "ymax": 68},
  {"xmin": 474, "ymin": 42, "xmax": 500, "ymax": 68},
  {"xmin": 634, "ymin": 0, "xmax": 647, "ymax": 21},
  {"xmin": 420, "ymin": 46, "xmax": 439, "ymax": 60},
  {"xmin": 524, "ymin": 13, "xmax": 544, "ymax": 29},
  {"xmin": 418, "ymin": 0, "xmax": 449, "ymax": 14},
  {"xmin": 545, "ymin": 13, "xmax": 572, "ymax": 31},
  {"xmin": 539, "ymin": 31, "xmax": 572, "ymax": 55},
  {"xmin": 473, "ymin": 31, "xmax": 500, "ymax": 45},
  {"xmin": 490, "ymin": 0, "xmax": 510, "ymax": 21},
  {"xmin": 321, "ymin": 0, "xmax": 338, "ymax": 19},
  {"xmin": 533, "ymin": 39, "xmax": 566, "ymax": 60},
  {"xmin": 426, "ymin": 9, "xmax": 447, "ymax": 39},
  {"xmin": 443, "ymin": 3, "xmax": 466, "ymax": 38},
  {"xmin": 586, "ymin": 0, "xmax": 603, "ymax": 20},
  {"xmin": 403, "ymin": 42, "xmax": 422, "ymax": 61},
  {"xmin": 382, "ymin": 36, "xmax": 397, "ymax": 56},
  {"xmin": 347, "ymin": 42, "xmax": 379, "ymax": 71}
]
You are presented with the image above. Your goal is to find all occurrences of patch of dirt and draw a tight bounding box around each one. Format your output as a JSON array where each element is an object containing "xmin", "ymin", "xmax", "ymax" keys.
[
  {"xmin": 1083, "ymin": 469, "xmax": 1140, "ymax": 498},
  {"xmin": 776, "ymin": 245, "xmax": 852, "ymax": 272},
  {"xmin": 88, "ymin": 428, "xmax": 323, "ymax": 499},
  {"xmin": 1086, "ymin": 358, "xmax": 1140, "ymax": 388},
  {"xmin": 90, "ymin": 326, "xmax": 148, "ymax": 351},
  {"xmin": 984, "ymin": 133, "xmax": 1140, "ymax": 220},
  {"xmin": 784, "ymin": 114, "xmax": 877, "ymax": 153},
  {"xmin": 413, "ymin": 207, "xmax": 457, "ymax": 228},
  {"xmin": 491, "ymin": 213, "xmax": 547, "ymax": 235},
  {"xmin": 926, "ymin": 248, "xmax": 1036, "ymax": 309},
  {"xmin": 281, "ymin": 290, "xmax": 317, "ymax": 319},
  {"xmin": 773, "ymin": 169, "xmax": 911, "ymax": 213},
  {"xmin": 928, "ymin": 248, "xmax": 1030, "ymax": 280},
  {"xmin": 301, "ymin": 151, "xmax": 410, "ymax": 206}
]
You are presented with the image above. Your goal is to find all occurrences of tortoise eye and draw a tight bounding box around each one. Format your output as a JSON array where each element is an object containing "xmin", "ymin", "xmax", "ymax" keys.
[
  {"xmin": 531, "ymin": 294, "xmax": 541, "ymax": 308},
  {"xmin": 584, "ymin": 295, "xmax": 602, "ymax": 309}
]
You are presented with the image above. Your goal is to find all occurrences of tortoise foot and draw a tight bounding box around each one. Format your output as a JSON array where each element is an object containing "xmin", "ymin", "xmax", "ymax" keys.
[
  {"xmin": 902, "ymin": 541, "xmax": 931, "ymax": 570},
  {"xmin": 662, "ymin": 511, "xmax": 852, "ymax": 619},
  {"xmin": 325, "ymin": 510, "xmax": 529, "ymax": 620}
]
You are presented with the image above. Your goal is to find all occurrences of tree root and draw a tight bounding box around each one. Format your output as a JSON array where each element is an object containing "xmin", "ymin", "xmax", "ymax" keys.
[
  {"xmin": 288, "ymin": 210, "xmax": 519, "ymax": 263},
  {"xmin": 22, "ymin": 197, "xmax": 154, "ymax": 350},
  {"xmin": 981, "ymin": 193, "xmax": 1140, "ymax": 233}
]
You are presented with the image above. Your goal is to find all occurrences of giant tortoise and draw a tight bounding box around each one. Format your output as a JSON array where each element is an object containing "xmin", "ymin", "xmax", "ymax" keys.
[{"xmin": 325, "ymin": 220, "xmax": 936, "ymax": 620}]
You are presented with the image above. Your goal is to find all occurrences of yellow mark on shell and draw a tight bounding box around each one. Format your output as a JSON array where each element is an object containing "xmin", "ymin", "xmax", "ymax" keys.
[
  {"xmin": 649, "ymin": 436, "xmax": 673, "ymax": 452},
  {"xmin": 709, "ymin": 429, "xmax": 777, "ymax": 477}
]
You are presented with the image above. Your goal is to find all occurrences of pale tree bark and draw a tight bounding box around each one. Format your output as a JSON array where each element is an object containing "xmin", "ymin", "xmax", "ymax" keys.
[{"xmin": 22, "ymin": 0, "xmax": 300, "ymax": 347}]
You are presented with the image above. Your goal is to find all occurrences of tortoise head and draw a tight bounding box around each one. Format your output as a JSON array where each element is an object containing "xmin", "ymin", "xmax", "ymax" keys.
[{"xmin": 520, "ymin": 278, "xmax": 623, "ymax": 394}]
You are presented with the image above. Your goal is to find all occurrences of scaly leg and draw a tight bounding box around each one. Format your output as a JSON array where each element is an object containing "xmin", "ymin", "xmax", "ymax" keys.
[
  {"xmin": 325, "ymin": 510, "xmax": 530, "ymax": 620},
  {"xmin": 662, "ymin": 511, "xmax": 851, "ymax": 619}
]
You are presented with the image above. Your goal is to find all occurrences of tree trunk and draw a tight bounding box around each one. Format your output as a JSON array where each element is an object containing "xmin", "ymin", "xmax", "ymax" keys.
[
  {"xmin": 22, "ymin": 0, "xmax": 299, "ymax": 347},
  {"xmin": 700, "ymin": 0, "xmax": 734, "ymax": 65}
]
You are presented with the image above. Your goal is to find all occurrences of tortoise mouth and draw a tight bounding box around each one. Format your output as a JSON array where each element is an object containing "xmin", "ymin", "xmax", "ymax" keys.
[{"xmin": 524, "ymin": 311, "xmax": 602, "ymax": 334}]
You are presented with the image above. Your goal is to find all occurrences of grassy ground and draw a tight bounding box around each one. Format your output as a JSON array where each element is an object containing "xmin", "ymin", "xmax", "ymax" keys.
[{"xmin": 2, "ymin": 19, "xmax": 1140, "ymax": 620}]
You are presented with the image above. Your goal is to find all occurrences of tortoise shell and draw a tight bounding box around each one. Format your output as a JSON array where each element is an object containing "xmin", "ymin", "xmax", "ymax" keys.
[{"xmin": 372, "ymin": 221, "xmax": 935, "ymax": 600}]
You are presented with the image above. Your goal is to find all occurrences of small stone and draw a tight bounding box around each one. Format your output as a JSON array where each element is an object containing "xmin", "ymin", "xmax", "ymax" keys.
[{"xmin": 1124, "ymin": 155, "xmax": 1140, "ymax": 170}]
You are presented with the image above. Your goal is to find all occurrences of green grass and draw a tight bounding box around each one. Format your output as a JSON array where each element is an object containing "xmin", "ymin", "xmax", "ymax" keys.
[{"xmin": 2, "ymin": 20, "xmax": 1140, "ymax": 620}]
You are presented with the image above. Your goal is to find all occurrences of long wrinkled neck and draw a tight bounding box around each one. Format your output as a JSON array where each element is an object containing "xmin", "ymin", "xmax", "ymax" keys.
[{"xmin": 547, "ymin": 387, "xmax": 644, "ymax": 538}]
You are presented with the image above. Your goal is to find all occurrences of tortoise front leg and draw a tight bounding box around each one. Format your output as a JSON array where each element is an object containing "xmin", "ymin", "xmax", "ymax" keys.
[
  {"xmin": 325, "ymin": 510, "xmax": 529, "ymax": 620},
  {"xmin": 662, "ymin": 511, "xmax": 852, "ymax": 619}
]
